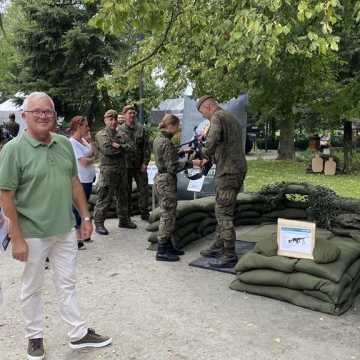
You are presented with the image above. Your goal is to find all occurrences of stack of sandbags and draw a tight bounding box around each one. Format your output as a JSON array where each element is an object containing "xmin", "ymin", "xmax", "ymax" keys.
[
  {"xmin": 146, "ymin": 197, "xmax": 216, "ymax": 249},
  {"xmin": 230, "ymin": 228, "xmax": 360, "ymax": 315},
  {"xmin": 234, "ymin": 193, "xmax": 273, "ymax": 226},
  {"xmin": 234, "ymin": 192, "xmax": 308, "ymax": 226}
]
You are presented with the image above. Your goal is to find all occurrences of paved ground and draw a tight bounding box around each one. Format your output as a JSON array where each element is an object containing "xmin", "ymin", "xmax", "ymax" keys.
[{"xmin": 0, "ymin": 218, "xmax": 359, "ymax": 360}]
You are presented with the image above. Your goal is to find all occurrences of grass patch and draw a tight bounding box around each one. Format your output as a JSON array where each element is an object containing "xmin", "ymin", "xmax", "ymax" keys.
[{"xmin": 244, "ymin": 160, "xmax": 360, "ymax": 199}]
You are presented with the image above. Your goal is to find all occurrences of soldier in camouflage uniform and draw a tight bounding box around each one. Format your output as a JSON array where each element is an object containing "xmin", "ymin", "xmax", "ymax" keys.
[
  {"xmin": 93, "ymin": 109, "xmax": 136, "ymax": 235},
  {"xmin": 120, "ymin": 105, "xmax": 151, "ymax": 221},
  {"xmin": 5, "ymin": 113, "xmax": 20, "ymax": 139},
  {"xmin": 196, "ymin": 96, "xmax": 247, "ymax": 268},
  {"xmin": 153, "ymin": 114, "xmax": 194, "ymax": 261}
]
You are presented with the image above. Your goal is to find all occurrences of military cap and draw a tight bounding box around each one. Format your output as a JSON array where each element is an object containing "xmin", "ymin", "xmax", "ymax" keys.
[
  {"xmin": 104, "ymin": 109, "xmax": 118, "ymax": 118},
  {"xmin": 122, "ymin": 104, "xmax": 137, "ymax": 114},
  {"xmin": 196, "ymin": 95, "xmax": 215, "ymax": 110}
]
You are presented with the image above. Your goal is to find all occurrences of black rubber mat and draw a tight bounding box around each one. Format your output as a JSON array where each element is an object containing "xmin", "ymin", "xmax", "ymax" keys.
[{"xmin": 189, "ymin": 240, "xmax": 255, "ymax": 275}]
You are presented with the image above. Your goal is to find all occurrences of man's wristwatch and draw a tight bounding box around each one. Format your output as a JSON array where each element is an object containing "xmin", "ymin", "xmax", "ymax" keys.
[{"xmin": 82, "ymin": 217, "xmax": 91, "ymax": 222}]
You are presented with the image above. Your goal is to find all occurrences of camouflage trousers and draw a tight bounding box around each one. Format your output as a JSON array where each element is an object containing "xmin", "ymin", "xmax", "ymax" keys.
[
  {"xmin": 214, "ymin": 174, "xmax": 244, "ymax": 256},
  {"xmin": 155, "ymin": 173, "xmax": 177, "ymax": 245},
  {"xmin": 127, "ymin": 168, "xmax": 149, "ymax": 215},
  {"xmin": 93, "ymin": 167, "xmax": 129, "ymax": 225}
]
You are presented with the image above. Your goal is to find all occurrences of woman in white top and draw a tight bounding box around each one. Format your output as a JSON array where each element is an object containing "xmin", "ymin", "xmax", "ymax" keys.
[{"xmin": 68, "ymin": 116, "xmax": 96, "ymax": 248}]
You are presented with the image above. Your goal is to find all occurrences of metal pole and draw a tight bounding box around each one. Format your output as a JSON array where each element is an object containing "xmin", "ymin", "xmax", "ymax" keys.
[
  {"xmin": 152, "ymin": 185, "xmax": 156, "ymax": 210},
  {"xmin": 139, "ymin": 67, "xmax": 145, "ymax": 124}
]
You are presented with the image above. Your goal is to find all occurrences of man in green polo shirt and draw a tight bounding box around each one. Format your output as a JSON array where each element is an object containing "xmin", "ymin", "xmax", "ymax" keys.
[{"xmin": 0, "ymin": 92, "xmax": 111, "ymax": 360}]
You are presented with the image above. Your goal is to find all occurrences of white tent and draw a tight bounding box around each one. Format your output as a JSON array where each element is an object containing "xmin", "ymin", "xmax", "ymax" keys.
[{"xmin": 0, "ymin": 98, "xmax": 26, "ymax": 132}]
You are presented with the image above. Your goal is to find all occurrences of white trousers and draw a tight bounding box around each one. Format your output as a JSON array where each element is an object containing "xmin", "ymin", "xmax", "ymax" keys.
[{"xmin": 21, "ymin": 231, "xmax": 88, "ymax": 341}]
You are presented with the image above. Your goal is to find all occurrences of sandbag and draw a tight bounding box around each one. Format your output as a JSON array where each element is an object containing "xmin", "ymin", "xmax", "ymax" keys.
[
  {"xmin": 253, "ymin": 230, "xmax": 340, "ymax": 264},
  {"xmin": 202, "ymin": 225, "xmax": 217, "ymax": 236},
  {"xmin": 236, "ymin": 210, "xmax": 262, "ymax": 218},
  {"xmin": 263, "ymin": 208, "xmax": 307, "ymax": 220},
  {"xmin": 198, "ymin": 217, "xmax": 217, "ymax": 234},
  {"xmin": 234, "ymin": 218, "xmax": 266, "ymax": 226},
  {"xmin": 175, "ymin": 232, "xmax": 201, "ymax": 249},
  {"xmin": 335, "ymin": 213, "xmax": 360, "ymax": 230},
  {"xmin": 176, "ymin": 212, "xmax": 209, "ymax": 228},
  {"xmin": 236, "ymin": 203, "xmax": 272, "ymax": 213},
  {"xmin": 174, "ymin": 222, "xmax": 200, "ymax": 239},
  {"xmin": 313, "ymin": 237, "xmax": 341, "ymax": 264},
  {"xmin": 236, "ymin": 193, "xmax": 265, "ymax": 204},
  {"xmin": 254, "ymin": 235, "xmax": 278, "ymax": 257}
]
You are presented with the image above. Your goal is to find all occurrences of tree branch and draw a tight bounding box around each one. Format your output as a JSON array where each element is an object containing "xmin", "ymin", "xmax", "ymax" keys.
[{"xmin": 125, "ymin": 1, "xmax": 181, "ymax": 73}]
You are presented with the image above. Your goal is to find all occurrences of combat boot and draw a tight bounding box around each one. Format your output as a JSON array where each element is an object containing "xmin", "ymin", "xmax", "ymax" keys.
[
  {"xmin": 118, "ymin": 219, "xmax": 137, "ymax": 229},
  {"xmin": 156, "ymin": 243, "xmax": 180, "ymax": 262},
  {"xmin": 95, "ymin": 224, "xmax": 109, "ymax": 235},
  {"xmin": 141, "ymin": 212, "xmax": 150, "ymax": 221},
  {"xmin": 200, "ymin": 239, "xmax": 224, "ymax": 258},
  {"xmin": 167, "ymin": 242, "xmax": 185, "ymax": 256},
  {"xmin": 209, "ymin": 247, "xmax": 238, "ymax": 268}
]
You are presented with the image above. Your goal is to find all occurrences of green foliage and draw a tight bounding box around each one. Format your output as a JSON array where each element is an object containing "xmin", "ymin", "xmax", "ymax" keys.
[
  {"xmin": 245, "ymin": 159, "xmax": 360, "ymax": 198},
  {"xmin": 89, "ymin": 0, "xmax": 348, "ymax": 160},
  {"xmin": 3, "ymin": 0, "xmax": 126, "ymax": 122}
]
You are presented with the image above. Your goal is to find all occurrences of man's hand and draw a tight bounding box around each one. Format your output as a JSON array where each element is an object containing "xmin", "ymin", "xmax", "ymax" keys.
[
  {"xmin": 112, "ymin": 142, "xmax": 121, "ymax": 149},
  {"xmin": 80, "ymin": 220, "xmax": 93, "ymax": 240},
  {"xmin": 141, "ymin": 163, "xmax": 147, "ymax": 173},
  {"xmin": 12, "ymin": 236, "xmax": 29, "ymax": 262}
]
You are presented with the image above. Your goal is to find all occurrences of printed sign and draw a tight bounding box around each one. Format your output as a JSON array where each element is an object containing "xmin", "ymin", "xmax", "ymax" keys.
[
  {"xmin": 277, "ymin": 218, "xmax": 316, "ymax": 260},
  {"xmin": 147, "ymin": 164, "xmax": 158, "ymax": 185},
  {"xmin": 187, "ymin": 176, "xmax": 205, "ymax": 193}
]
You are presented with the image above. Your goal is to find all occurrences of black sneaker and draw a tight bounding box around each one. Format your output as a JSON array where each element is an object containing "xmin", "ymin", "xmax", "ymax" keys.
[
  {"xmin": 69, "ymin": 328, "xmax": 112, "ymax": 350},
  {"xmin": 27, "ymin": 338, "xmax": 45, "ymax": 360},
  {"xmin": 78, "ymin": 241, "xmax": 86, "ymax": 250}
]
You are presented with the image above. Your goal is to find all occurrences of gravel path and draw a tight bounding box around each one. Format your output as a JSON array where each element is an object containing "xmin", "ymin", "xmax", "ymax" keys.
[{"xmin": 0, "ymin": 218, "xmax": 359, "ymax": 360}]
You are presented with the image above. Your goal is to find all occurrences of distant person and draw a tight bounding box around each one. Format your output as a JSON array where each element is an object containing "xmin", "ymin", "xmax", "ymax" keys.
[
  {"xmin": 120, "ymin": 105, "xmax": 151, "ymax": 221},
  {"xmin": 117, "ymin": 113, "xmax": 126, "ymax": 126},
  {"xmin": 196, "ymin": 96, "xmax": 247, "ymax": 268},
  {"xmin": 68, "ymin": 115, "xmax": 97, "ymax": 249},
  {"xmin": 93, "ymin": 109, "xmax": 135, "ymax": 234},
  {"xmin": 5, "ymin": 112, "xmax": 20, "ymax": 138},
  {"xmin": 0, "ymin": 92, "xmax": 111, "ymax": 360},
  {"xmin": 152, "ymin": 114, "xmax": 196, "ymax": 261}
]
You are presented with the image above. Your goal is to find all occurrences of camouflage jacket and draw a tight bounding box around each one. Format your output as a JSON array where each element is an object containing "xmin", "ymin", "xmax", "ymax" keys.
[
  {"xmin": 95, "ymin": 127, "xmax": 130, "ymax": 169},
  {"xmin": 153, "ymin": 130, "xmax": 192, "ymax": 176},
  {"xmin": 119, "ymin": 122, "xmax": 151, "ymax": 169},
  {"xmin": 203, "ymin": 108, "xmax": 247, "ymax": 179},
  {"xmin": 5, "ymin": 121, "xmax": 20, "ymax": 138}
]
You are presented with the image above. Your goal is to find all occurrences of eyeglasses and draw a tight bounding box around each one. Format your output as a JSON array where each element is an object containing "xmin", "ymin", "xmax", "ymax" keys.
[{"xmin": 25, "ymin": 110, "xmax": 57, "ymax": 118}]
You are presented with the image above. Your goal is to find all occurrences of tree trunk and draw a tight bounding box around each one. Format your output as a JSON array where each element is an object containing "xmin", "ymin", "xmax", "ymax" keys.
[
  {"xmin": 277, "ymin": 117, "xmax": 295, "ymax": 160},
  {"xmin": 343, "ymin": 120, "xmax": 352, "ymax": 173}
]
